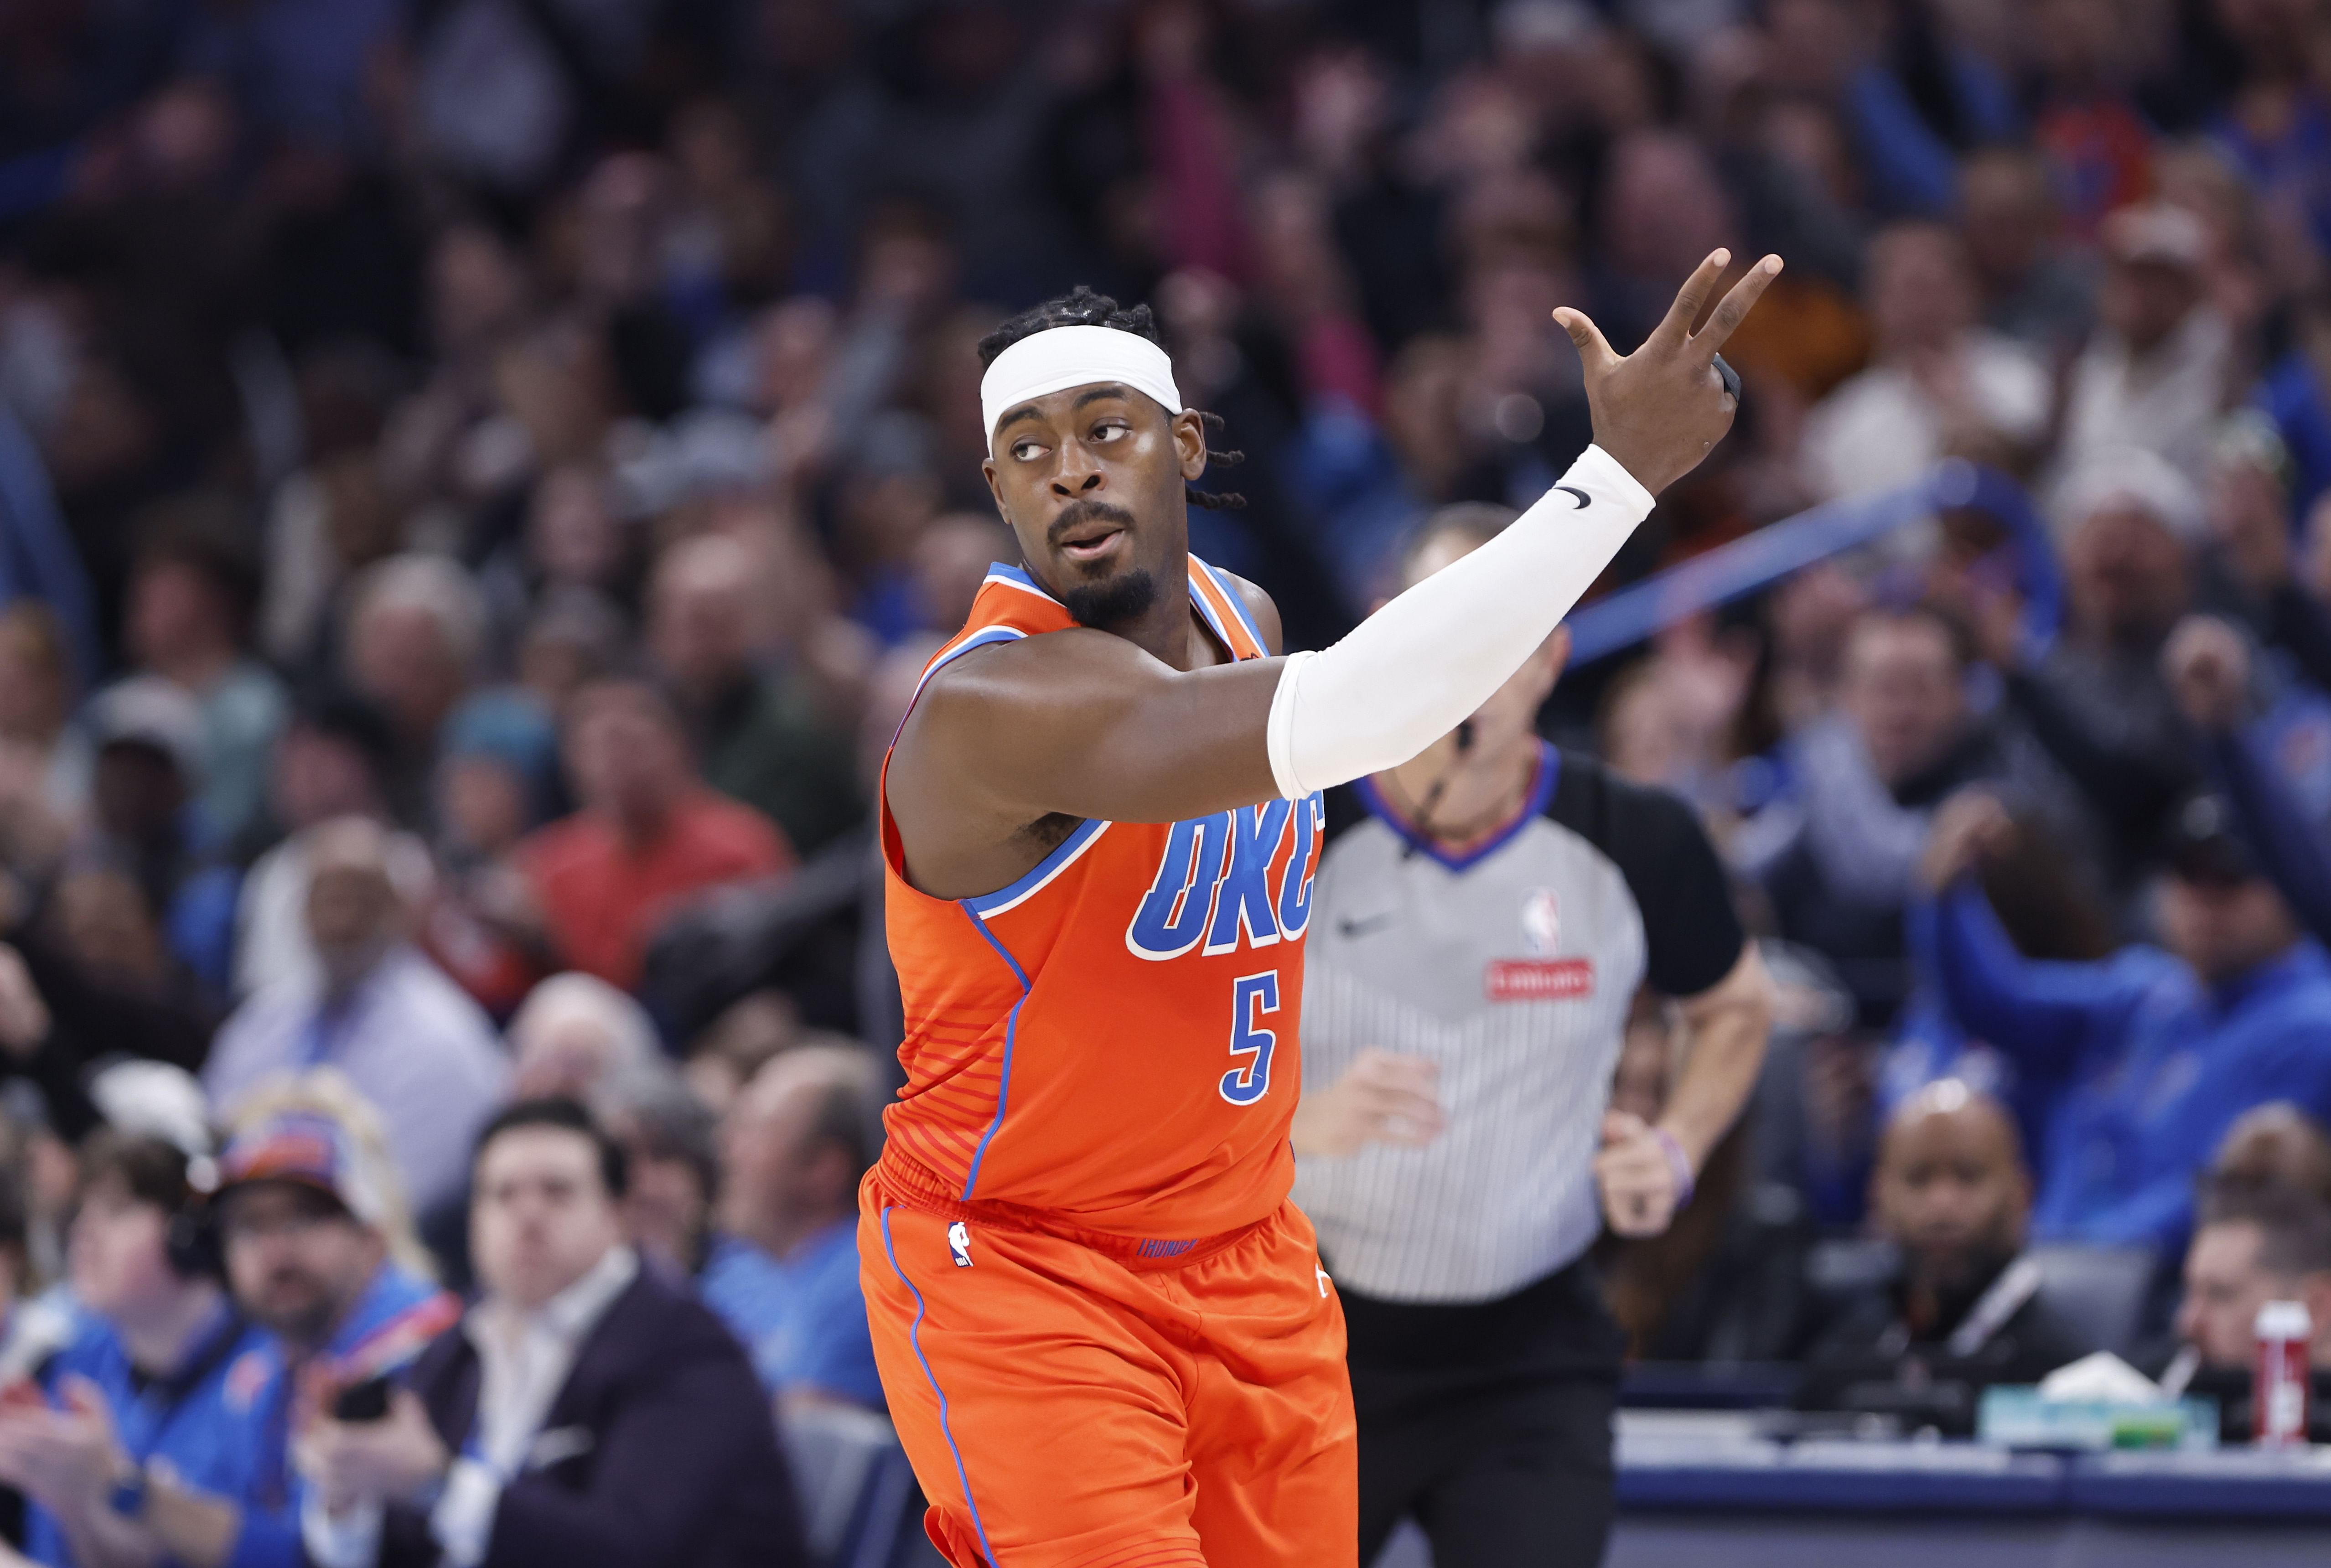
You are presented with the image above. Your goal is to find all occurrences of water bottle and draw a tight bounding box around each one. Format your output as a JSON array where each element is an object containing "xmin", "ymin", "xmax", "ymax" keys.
[{"xmin": 2254, "ymin": 1299, "xmax": 2313, "ymax": 1449}]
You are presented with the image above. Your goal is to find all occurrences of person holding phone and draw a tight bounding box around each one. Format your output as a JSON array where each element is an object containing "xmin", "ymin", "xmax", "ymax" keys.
[{"xmin": 211, "ymin": 1081, "xmax": 461, "ymax": 1542}]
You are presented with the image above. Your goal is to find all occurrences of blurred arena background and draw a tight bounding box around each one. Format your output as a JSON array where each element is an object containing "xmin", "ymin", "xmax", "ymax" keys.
[{"xmin": 4, "ymin": 0, "xmax": 2331, "ymax": 1563}]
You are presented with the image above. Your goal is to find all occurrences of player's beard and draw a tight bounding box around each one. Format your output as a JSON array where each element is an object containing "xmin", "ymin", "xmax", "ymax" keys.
[
  {"xmin": 1047, "ymin": 499, "xmax": 1159, "ymax": 631},
  {"xmin": 1062, "ymin": 565, "xmax": 1160, "ymax": 630}
]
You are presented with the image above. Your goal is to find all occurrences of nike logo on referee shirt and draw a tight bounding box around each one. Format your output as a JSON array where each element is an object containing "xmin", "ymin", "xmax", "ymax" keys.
[
  {"xmin": 1337, "ymin": 913, "xmax": 1397, "ymax": 938},
  {"xmin": 1557, "ymin": 486, "xmax": 1591, "ymax": 508}
]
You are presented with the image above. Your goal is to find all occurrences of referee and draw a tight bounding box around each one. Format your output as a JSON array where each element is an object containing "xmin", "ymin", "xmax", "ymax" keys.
[{"xmin": 1293, "ymin": 505, "xmax": 1775, "ymax": 1568}]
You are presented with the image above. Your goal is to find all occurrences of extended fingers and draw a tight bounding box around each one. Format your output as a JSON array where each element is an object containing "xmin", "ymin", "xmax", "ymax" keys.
[
  {"xmin": 1652, "ymin": 248, "xmax": 1732, "ymax": 350},
  {"xmin": 1691, "ymin": 254, "xmax": 1783, "ymax": 355}
]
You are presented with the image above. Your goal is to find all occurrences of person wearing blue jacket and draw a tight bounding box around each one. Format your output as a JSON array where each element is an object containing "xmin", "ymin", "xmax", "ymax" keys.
[
  {"xmin": 1912, "ymin": 789, "xmax": 2331, "ymax": 1256},
  {"xmin": 0, "ymin": 1130, "xmax": 288, "ymax": 1568},
  {"xmin": 211, "ymin": 1096, "xmax": 463, "ymax": 1555}
]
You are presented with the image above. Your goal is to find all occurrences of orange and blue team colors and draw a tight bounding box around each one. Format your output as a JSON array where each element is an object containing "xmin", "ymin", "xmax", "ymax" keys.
[{"xmin": 860, "ymin": 556, "xmax": 1358, "ymax": 1567}]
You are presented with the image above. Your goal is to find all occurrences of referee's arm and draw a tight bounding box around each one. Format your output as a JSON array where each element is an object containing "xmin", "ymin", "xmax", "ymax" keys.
[
  {"xmin": 1595, "ymin": 947, "xmax": 1774, "ymax": 1236},
  {"xmin": 1665, "ymin": 946, "xmax": 1776, "ymax": 1170},
  {"xmin": 1592, "ymin": 775, "xmax": 1777, "ymax": 1237}
]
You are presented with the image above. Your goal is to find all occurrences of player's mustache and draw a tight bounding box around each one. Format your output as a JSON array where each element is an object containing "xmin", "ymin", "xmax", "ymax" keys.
[{"xmin": 1048, "ymin": 500, "xmax": 1138, "ymax": 548}]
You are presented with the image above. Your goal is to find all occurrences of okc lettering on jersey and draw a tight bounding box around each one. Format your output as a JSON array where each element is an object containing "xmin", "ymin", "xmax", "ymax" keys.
[{"xmin": 1125, "ymin": 792, "xmax": 1324, "ymax": 960}]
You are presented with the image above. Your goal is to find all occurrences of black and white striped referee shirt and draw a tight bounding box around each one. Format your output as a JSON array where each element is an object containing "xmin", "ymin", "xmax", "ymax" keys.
[{"xmin": 1293, "ymin": 741, "xmax": 1745, "ymax": 1304}]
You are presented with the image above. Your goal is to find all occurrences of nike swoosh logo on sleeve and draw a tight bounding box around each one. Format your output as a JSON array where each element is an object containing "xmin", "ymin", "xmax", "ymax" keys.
[{"xmin": 1557, "ymin": 486, "xmax": 1591, "ymax": 508}]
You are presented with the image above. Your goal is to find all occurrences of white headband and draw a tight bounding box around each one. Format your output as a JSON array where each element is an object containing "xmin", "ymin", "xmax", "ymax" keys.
[{"xmin": 979, "ymin": 325, "xmax": 1183, "ymax": 447}]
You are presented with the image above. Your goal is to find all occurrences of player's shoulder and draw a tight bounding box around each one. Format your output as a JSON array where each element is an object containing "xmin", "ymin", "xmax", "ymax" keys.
[
  {"xmin": 902, "ymin": 621, "xmax": 1136, "ymax": 739},
  {"xmin": 1214, "ymin": 568, "xmax": 1285, "ymax": 656}
]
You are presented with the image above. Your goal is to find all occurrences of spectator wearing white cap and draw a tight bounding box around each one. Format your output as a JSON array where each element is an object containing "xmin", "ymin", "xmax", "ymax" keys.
[
  {"xmin": 2057, "ymin": 202, "xmax": 2234, "ymax": 482},
  {"xmin": 203, "ymin": 818, "xmax": 509, "ymax": 1216}
]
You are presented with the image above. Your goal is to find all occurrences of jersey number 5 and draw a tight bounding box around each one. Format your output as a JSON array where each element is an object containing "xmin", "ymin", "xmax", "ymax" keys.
[{"xmin": 1221, "ymin": 972, "xmax": 1279, "ymax": 1106}]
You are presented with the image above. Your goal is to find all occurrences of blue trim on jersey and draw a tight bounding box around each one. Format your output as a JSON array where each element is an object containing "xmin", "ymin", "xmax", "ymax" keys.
[
  {"xmin": 896, "ymin": 626, "xmax": 1028, "ymax": 750},
  {"xmin": 880, "ymin": 1208, "xmax": 999, "ymax": 1567},
  {"xmin": 981, "ymin": 562, "xmax": 1058, "ymax": 602},
  {"xmin": 1200, "ymin": 559, "xmax": 1267, "ymax": 652},
  {"xmin": 1187, "ymin": 570, "xmax": 1236, "ymax": 651},
  {"xmin": 956, "ymin": 905, "xmax": 1030, "ymax": 1201},
  {"xmin": 983, "ymin": 559, "xmax": 1262, "ymax": 656},
  {"xmin": 1355, "ymin": 740, "xmax": 1561, "ymax": 873},
  {"xmin": 913, "ymin": 626, "xmax": 1026, "ymax": 697},
  {"xmin": 962, "ymin": 816, "xmax": 1109, "ymax": 918}
]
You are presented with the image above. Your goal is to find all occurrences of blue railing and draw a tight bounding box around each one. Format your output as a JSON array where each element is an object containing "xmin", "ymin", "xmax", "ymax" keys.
[{"xmin": 1564, "ymin": 461, "xmax": 2062, "ymax": 664}]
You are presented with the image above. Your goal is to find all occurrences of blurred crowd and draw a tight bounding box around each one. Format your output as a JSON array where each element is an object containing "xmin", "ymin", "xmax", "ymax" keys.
[{"xmin": 2, "ymin": 0, "xmax": 2331, "ymax": 1558}]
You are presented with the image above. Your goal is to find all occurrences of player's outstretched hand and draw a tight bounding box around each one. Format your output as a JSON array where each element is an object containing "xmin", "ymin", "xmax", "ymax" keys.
[{"xmin": 1554, "ymin": 248, "xmax": 1782, "ymax": 497}]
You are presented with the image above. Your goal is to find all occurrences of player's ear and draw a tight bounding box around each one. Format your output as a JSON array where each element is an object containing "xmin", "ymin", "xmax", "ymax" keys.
[
  {"xmin": 1172, "ymin": 409, "xmax": 1208, "ymax": 482},
  {"xmin": 981, "ymin": 455, "xmax": 1008, "ymax": 521}
]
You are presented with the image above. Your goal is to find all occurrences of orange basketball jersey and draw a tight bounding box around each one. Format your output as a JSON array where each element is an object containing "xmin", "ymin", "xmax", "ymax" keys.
[{"xmin": 878, "ymin": 556, "xmax": 1325, "ymax": 1243}]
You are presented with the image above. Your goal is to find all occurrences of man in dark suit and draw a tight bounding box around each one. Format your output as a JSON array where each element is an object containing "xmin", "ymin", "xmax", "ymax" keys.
[{"xmin": 295, "ymin": 1098, "xmax": 807, "ymax": 1568}]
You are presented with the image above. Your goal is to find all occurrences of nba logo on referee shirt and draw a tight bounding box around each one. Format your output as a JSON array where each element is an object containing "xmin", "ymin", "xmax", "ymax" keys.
[
  {"xmin": 948, "ymin": 1221, "xmax": 973, "ymax": 1268},
  {"xmin": 1520, "ymin": 888, "xmax": 1561, "ymax": 955},
  {"xmin": 1487, "ymin": 887, "xmax": 1594, "ymax": 1001}
]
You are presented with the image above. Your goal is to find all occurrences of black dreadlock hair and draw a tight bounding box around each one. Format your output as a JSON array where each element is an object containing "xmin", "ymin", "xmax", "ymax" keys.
[{"xmin": 976, "ymin": 286, "xmax": 1246, "ymax": 510}]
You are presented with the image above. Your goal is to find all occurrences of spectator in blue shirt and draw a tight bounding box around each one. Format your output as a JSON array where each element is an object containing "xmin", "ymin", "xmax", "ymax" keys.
[
  {"xmin": 212, "ymin": 1079, "xmax": 463, "ymax": 1552},
  {"xmin": 699, "ymin": 1046, "xmax": 883, "ymax": 1410},
  {"xmin": 1912, "ymin": 789, "xmax": 2331, "ymax": 1256},
  {"xmin": 0, "ymin": 1129, "xmax": 283, "ymax": 1568}
]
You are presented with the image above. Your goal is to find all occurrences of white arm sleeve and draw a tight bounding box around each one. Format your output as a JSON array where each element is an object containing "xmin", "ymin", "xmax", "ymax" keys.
[{"xmin": 1265, "ymin": 443, "xmax": 1654, "ymax": 798}]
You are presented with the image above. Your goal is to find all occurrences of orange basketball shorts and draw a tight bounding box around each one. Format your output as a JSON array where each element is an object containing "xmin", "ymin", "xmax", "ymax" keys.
[{"xmin": 857, "ymin": 1157, "xmax": 1358, "ymax": 1568}]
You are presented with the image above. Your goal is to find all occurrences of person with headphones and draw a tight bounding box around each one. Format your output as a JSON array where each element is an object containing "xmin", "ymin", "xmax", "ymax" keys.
[{"xmin": 0, "ymin": 1127, "xmax": 295, "ymax": 1568}]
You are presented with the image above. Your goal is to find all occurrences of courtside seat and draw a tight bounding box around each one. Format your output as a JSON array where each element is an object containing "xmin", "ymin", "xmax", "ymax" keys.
[{"xmin": 783, "ymin": 1402, "xmax": 939, "ymax": 1568}]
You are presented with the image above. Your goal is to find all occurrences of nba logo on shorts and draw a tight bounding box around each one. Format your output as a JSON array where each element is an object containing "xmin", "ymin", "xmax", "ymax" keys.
[
  {"xmin": 948, "ymin": 1221, "xmax": 973, "ymax": 1268},
  {"xmin": 1521, "ymin": 889, "xmax": 1561, "ymax": 955}
]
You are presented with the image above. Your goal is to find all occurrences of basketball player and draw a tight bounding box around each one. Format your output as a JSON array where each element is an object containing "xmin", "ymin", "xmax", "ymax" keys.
[{"xmin": 865, "ymin": 246, "xmax": 1781, "ymax": 1566}]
